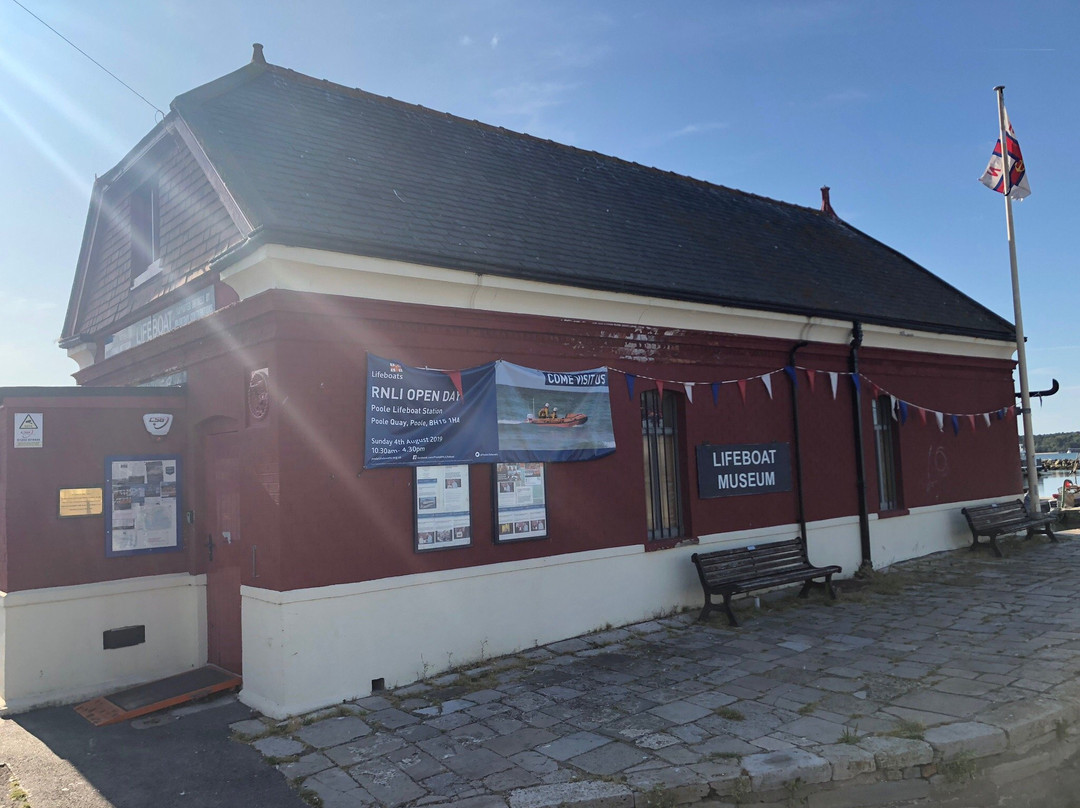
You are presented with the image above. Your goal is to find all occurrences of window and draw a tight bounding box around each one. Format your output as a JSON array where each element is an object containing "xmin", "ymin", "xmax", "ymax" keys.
[
  {"xmin": 872, "ymin": 395, "xmax": 903, "ymax": 511},
  {"xmin": 641, "ymin": 390, "xmax": 684, "ymax": 540},
  {"xmin": 129, "ymin": 180, "xmax": 158, "ymax": 280}
]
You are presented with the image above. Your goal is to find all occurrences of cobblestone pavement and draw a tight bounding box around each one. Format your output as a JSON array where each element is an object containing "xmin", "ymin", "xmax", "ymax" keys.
[{"xmin": 233, "ymin": 532, "xmax": 1080, "ymax": 807}]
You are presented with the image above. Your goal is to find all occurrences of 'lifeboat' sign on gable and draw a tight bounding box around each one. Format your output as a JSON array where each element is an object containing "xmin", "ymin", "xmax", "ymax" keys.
[{"xmin": 696, "ymin": 442, "xmax": 792, "ymax": 498}]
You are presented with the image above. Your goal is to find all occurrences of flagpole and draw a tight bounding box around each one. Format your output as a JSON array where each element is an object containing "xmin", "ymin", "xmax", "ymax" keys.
[{"xmin": 994, "ymin": 85, "xmax": 1040, "ymax": 507}]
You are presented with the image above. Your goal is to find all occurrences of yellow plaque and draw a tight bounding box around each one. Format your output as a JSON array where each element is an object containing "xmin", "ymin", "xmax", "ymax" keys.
[{"xmin": 59, "ymin": 488, "xmax": 104, "ymax": 517}]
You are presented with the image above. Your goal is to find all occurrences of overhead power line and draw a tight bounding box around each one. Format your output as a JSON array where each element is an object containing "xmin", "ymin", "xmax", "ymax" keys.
[{"xmin": 9, "ymin": 0, "xmax": 166, "ymax": 117}]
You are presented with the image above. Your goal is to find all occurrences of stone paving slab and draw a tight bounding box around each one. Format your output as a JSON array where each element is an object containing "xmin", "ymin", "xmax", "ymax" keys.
[{"xmin": 238, "ymin": 531, "xmax": 1080, "ymax": 807}]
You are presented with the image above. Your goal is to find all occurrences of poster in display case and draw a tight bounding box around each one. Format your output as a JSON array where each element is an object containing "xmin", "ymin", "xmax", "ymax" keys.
[
  {"xmin": 414, "ymin": 465, "xmax": 472, "ymax": 551},
  {"xmin": 105, "ymin": 455, "xmax": 182, "ymax": 557},
  {"xmin": 494, "ymin": 462, "xmax": 547, "ymax": 542}
]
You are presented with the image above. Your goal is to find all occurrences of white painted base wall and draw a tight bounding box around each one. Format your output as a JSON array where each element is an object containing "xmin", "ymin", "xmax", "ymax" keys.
[
  {"xmin": 0, "ymin": 573, "xmax": 207, "ymax": 714},
  {"xmin": 240, "ymin": 498, "xmax": 996, "ymax": 718},
  {"xmin": 870, "ymin": 498, "xmax": 1002, "ymax": 569}
]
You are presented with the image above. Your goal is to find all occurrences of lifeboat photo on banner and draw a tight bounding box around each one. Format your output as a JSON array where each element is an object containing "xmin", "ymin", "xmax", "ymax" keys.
[{"xmin": 495, "ymin": 362, "xmax": 615, "ymax": 463}]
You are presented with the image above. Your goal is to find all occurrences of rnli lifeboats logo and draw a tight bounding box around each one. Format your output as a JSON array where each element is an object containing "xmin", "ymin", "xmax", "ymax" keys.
[{"xmin": 142, "ymin": 413, "xmax": 174, "ymax": 437}]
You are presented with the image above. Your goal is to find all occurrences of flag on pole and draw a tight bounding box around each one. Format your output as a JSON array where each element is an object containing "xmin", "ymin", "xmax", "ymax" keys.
[{"xmin": 980, "ymin": 110, "xmax": 1031, "ymax": 200}]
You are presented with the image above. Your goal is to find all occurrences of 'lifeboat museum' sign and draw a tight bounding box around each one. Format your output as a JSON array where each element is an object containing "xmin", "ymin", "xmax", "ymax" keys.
[{"xmin": 696, "ymin": 442, "xmax": 793, "ymax": 498}]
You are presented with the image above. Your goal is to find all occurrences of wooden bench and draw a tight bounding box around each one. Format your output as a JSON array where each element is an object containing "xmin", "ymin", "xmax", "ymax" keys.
[
  {"xmin": 690, "ymin": 538, "xmax": 841, "ymax": 626},
  {"xmin": 961, "ymin": 499, "xmax": 1058, "ymax": 557}
]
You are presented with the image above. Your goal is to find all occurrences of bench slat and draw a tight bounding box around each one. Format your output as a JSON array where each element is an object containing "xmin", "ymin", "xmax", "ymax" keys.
[
  {"xmin": 691, "ymin": 538, "xmax": 841, "ymax": 626},
  {"xmin": 961, "ymin": 498, "xmax": 1057, "ymax": 557}
]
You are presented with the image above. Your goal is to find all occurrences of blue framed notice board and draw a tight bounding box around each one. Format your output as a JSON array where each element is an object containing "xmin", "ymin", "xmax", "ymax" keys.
[{"xmin": 104, "ymin": 455, "xmax": 182, "ymax": 557}]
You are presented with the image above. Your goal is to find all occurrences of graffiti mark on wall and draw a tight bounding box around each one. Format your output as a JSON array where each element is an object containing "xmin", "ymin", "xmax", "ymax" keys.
[{"xmin": 926, "ymin": 444, "xmax": 950, "ymax": 495}]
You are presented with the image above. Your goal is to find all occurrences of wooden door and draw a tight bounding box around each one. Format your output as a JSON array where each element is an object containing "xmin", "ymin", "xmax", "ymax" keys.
[{"xmin": 205, "ymin": 431, "xmax": 243, "ymax": 674}]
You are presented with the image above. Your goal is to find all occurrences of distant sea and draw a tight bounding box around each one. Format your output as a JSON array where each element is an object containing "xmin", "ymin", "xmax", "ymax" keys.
[{"xmin": 1037, "ymin": 452, "xmax": 1080, "ymax": 461}]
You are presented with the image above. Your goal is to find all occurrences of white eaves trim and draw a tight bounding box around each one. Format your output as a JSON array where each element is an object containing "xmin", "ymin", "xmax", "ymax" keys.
[{"xmin": 219, "ymin": 244, "xmax": 1016, "ymax": 362}]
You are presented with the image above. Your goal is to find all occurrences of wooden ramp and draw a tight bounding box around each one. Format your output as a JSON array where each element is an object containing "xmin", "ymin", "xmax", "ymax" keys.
[{"xmin": 75, "ymin": 665, "xmax": 241, "ymax": 726}]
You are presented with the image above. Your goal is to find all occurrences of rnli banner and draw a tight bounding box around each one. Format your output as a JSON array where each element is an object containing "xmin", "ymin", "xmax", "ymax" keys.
[
  {"xmin": 365, "ymin": 356, "xmax": 499, "ymax": 468},
  {"xmin": 495, "ymin": 362, "xmax": 616, "ymax": 463},
  {"xmin": 364, "ymin": 357, "xmax": 616, "ymax": 467}
]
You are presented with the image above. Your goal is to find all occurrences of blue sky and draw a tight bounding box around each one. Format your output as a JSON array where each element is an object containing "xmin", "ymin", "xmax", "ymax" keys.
[{"xmin": 1, "ymin": 1, "xmax": 1076, "ymax": 434}]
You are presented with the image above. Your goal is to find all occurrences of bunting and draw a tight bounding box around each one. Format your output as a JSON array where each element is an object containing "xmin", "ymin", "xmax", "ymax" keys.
[
  {"xmin": 599, "ymin": 365, "xmax": 1016, "ymax": 435},
  {"xmin": 446, "ymin": 370, "xmax": 463, "ymax": 399}
]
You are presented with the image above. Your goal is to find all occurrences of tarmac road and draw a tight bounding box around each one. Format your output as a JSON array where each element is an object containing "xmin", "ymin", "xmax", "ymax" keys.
[{"xmin": 0, "ymin": 695, "xmax": 304, "ymax": 808}]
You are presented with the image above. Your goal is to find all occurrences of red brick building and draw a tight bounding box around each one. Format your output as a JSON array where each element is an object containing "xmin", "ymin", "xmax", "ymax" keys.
[{"xmin": 0, "ymin": 47, "xmax": 1019, "ymax": 716}]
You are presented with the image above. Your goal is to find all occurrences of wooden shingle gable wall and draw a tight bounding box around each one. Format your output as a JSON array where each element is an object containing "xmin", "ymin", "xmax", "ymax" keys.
[{"xmin": 63, "ymin": 127, "xmax": 245, "ymax": 344}]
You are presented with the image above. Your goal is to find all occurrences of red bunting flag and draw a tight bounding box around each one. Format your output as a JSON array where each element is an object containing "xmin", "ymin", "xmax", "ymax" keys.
[
  {"xmin": 968, "ymin": 414, "xmax": 977, "ymax": 432},
  {"xmin": 446, "ymin": 370, "xmax": 463, "ymax": 398},
  {"xmin": 805, "ymin": 369, "xmax": 816, "ymax": 393},
  {"xmin": 917, "ymin": 407, "xmax": 928, "ymax": 426},
  {"xmin": 656, "ymin": 380, "xmax": 665, "ymax": 398},
  {"xmin": 737, "ymin": 379, "xmax": 747, "ymax": 403}
]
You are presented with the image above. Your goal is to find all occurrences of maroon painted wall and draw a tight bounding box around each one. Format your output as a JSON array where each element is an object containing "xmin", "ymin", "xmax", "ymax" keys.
[
  {"xmin": 0, "ymin": 392, "xmax": 188, "ymax": 592},
  {"xmin": 72, "ymin": 290, "xmax": 1021, "ymax": 595}
]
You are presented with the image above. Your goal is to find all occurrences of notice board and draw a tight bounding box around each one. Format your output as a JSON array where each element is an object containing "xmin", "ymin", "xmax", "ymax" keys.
[{"xmin": 105, "ymin": 455, "xmax": 182, "ymax": 556}]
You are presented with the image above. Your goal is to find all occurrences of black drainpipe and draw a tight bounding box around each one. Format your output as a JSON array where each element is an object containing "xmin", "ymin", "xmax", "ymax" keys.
[
  {"xmin": 850, "ymin": 322, "xmax": 872, "ymax": 570},
  {"xmin": 787, "ymin": 341, "xmax": 809, "ymax": 546}
]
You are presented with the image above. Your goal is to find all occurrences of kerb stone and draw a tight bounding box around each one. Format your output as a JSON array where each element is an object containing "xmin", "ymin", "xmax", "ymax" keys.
[
  {"xmin": 806, "ymin": 779, "xmax": 930, "ymax": 808},
  {"xmin": 815, "ymin": 744, "xmax": 876, "ymax": 780},
  {"xmin": 626, "ymin": 766, "xmax": 710, "ymax": 806},
  {"xmin": 856, "ymin": 737, "xmax": 932, "ymax": 770},
  {"xmin": 509, "ymin": 781, "xmax": 634, "ymax": 808},
  {"xmin": 923, "ymin": 721, "xmax": 1007, "ymax": 759},
  {"xmin": 742, "ymin": 749, "xmax": 831, "ymax": 791},
  {"xmin": 979, "ymin": 698, "xmax": 1065, "ymax": 748}
]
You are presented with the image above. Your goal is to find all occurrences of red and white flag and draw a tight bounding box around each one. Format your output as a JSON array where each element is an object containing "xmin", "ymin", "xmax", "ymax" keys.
[{"xmin": 980, "ymin": 110, "xmax": 1030, "ymax": 200}]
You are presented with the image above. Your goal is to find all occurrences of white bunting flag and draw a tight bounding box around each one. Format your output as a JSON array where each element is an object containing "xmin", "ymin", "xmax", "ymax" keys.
[
  {"xmin": 683, "ymin": 382, "xmax": 693, "ymax": 403},
  {"xmin": 890, "ymin": 395, "xmax": 898, "ymax": 420},
  {"xmin": 761, "ymin": 374, "xmax": 773, "ymax": 400},
  {"xmin": 828, "ymin": 372, "xmax": 839, "ymax": 400},
  {"xmin": 935, "ymin": 411, "xmax": 944, "ymax": 432},
  {"xmin": 983, "ymin": 413, "xmax": 991, "ymax": 428}
]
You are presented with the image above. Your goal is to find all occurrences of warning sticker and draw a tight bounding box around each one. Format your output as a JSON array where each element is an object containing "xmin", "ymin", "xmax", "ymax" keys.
[{"xmin": 14, "ymin": 412, "xmax": 43, "ymax": 448}]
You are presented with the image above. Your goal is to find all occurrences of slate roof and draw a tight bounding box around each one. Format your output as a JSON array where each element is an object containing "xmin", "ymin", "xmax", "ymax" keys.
[{"xmin": 70, "ymin": 56, "xmax": 1016, "ymax": 343}]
